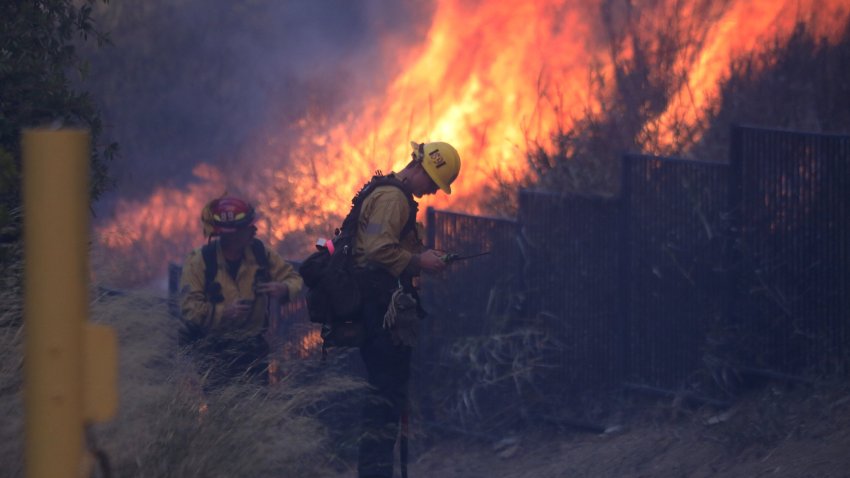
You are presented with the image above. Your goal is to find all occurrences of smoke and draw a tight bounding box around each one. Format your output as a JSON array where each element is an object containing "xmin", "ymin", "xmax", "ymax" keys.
[
  {"xmin": 86, "ymin": 0, "xmax": 433, "ymax": 210},
  {"xmin": 85, "ymin": 0, "xmax": 850, "ymax": 289}
]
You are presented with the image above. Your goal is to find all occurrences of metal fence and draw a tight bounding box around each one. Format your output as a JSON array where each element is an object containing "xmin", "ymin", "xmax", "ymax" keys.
[
  {"xmin": 414, "ymin": 209, "xmax": 523, "ymax": 425},
  {"xmin": 421, "ymin": 208, "xmax": 521, "ymax": 337},
  {"xmin": 419, "ymin": 125, "xmax": 850, "ymax": 403},
  {"xmin": 518, "ymin": 190, "xmax": 623, "ymax": 390},
  {"xmin": 730, "ymin": 125, "xmax": 850, "ymax": 376},
  {"xmin": 621, "ymin": 154, "xmax": 730, "ymax": 389}
]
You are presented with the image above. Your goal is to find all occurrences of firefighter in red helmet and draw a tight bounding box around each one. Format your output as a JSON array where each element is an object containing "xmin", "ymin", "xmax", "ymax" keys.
[{"xmin": 179, "ymin": 195, "xmax": 302, "ymax": 389}]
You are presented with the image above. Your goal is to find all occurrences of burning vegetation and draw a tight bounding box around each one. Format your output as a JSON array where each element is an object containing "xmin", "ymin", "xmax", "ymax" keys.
[
  {"xmin": 3, "ymin": 2, "xmax": 850, "ymax": 476},
  {"xmin": 90, "ymin": 0, "xmax": 850, "ymax": 288}
]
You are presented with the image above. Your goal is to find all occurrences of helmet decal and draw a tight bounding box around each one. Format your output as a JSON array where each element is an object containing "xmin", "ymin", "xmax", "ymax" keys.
[
  {"xmin": 415, "ymin": 141, "xmax": 461, "ymax": 194},
  {"xmin": 429, "ymin": 149, "xmax": 446, "ymax": 168}
]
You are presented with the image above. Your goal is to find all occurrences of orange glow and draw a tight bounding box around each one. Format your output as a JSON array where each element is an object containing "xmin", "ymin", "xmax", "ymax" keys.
[
  {"xmin": 280, "ymin": 329, "xmax": 323, "ymax": 360},
  {"xmin": 93, "ymin": 0, "xmax": 849, "ymax": 287},
  {"xmin": 298, "ymin": 329, "xmax": 323, "ymax": 357},
  {"xmin": 268, "ymin": 359, "xmax": 280, "ymax": 385},
  {"xmin": 646, "ymin": 0, "xmax": 850, "ymax": 151}
]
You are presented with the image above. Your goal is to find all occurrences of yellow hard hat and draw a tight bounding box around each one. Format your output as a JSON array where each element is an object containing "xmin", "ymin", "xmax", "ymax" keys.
[{"xmin": 411, "ymin": 141, "xmax": 461, "ymax": 194}]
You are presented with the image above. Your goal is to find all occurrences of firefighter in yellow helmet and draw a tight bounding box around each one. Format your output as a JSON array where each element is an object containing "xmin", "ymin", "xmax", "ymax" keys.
[
  {"xmin": 350, "ymin": 141, "xmax": 461, "ymax": 478},
  {"xmin": 414, "ymin": 141, "xmax": 461, "ymax": 195},
  {"xmin": 179, "ymin": 196, "xmax": 302, "ymax": 390}
]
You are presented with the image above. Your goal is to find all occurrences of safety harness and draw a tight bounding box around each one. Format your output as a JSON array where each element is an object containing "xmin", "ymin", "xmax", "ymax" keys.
[{"xmin": 201, "ymin": 237, "xmax": 270, "ymax": 304}]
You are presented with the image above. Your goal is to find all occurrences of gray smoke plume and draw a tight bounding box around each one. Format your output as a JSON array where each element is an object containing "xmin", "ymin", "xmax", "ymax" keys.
[{"xmin": 85, "ymin": 0, "xmax": 433, "ymax": 213}]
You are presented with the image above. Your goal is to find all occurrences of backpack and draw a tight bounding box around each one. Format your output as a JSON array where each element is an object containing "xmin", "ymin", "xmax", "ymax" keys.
[
  {"xmin": 299, "ymin": 174, "xmax": 417, "ymax": 345},
  {"xmin": 179, "ymin": 238, "xmax": 270, "ymax": 346}
]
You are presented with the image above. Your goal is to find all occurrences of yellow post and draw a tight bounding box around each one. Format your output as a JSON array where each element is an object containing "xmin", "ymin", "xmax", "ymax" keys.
[{"xmin": 23, "ymin": 128, "xmax": 117, "ymax": 478}]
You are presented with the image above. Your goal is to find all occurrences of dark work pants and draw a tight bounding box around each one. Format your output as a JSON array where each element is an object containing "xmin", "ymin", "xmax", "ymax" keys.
[{"xmin": 357, "ymin": 275, "xmax": 411, "ymax": 478}]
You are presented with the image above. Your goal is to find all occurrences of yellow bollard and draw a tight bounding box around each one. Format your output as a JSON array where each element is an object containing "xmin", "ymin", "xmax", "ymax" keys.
[{"xmin": 23, "ymin": 128, "xmax": 117, "ymax": 478}]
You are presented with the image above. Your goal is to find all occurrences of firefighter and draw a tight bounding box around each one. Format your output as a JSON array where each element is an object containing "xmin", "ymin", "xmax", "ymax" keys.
[
  {"xmin": 179, "ymin": 195, "xmax": 302, "ymax": 390},
  {"xmin": 353, "ymin": 141, "xmax": 461, "ymax": 478}
]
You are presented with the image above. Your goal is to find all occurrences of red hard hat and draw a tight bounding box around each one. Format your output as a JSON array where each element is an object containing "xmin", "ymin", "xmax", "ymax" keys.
[{"xmin": 204, "ymin": 196, "xmax": 256, "ymax": 236}]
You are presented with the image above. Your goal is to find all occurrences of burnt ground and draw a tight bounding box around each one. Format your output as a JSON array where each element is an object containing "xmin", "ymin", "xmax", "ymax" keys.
[{"xmin": 337, "ymin": 381, "xmax": 850, "ymax": 478}]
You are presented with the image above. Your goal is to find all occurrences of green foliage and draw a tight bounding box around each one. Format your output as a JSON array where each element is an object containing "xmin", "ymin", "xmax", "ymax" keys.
[{"xmin": 0, "ymin": 0, "xmax": 117, "ymax": 239}]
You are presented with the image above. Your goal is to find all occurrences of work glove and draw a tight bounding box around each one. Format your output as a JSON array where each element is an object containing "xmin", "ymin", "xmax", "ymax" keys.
[{"xmin": 383, "ymin": 288, "xmax": 420, "ymax": 346}]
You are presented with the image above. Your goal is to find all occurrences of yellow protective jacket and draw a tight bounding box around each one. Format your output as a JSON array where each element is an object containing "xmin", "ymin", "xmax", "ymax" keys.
[
  {"xmin": 179, "ymin": 240, "xmax": 303, "ymax": 338},
  {"xmin": 353, "ymin": 183, "xmax": 426, "ymax": 277}
]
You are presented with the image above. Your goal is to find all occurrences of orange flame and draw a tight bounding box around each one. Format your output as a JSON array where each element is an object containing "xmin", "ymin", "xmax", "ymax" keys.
[
  {"xmin": 647, "ymin": 0, "xmax": 849, "ymax": 150},
  {"xmin": 93, "ymin": 0, "xmax": 849, "ymax": 287},
  {"xmin": 297, "ymin": 329, "xmax": 323, "ymax": 358}
]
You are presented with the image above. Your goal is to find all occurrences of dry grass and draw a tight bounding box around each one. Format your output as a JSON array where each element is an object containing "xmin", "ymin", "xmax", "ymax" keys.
[
  {"xmin": 0, "ymin": 318, "xmax": 24, "ymax": 477},
  {"xmin": 427, "ymin": 327, "xmax": 564, "ymax": 435},
  {"xmin": 0, "ymin": 251, "xmax": 367, "ymax": 477},
  {"xmin": 405, "ymin": 378, "xmax": 850, "ymax": 478},
  {"xmin": 0, "ymin": 243, "xmax": 24, "ymax": 477},
  {"xmin": 91, "ymin": 292, "xmax": 368, "ymax": 478}
]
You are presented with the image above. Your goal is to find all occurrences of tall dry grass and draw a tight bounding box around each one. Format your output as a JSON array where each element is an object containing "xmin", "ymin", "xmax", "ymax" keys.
[
  {"xmin": 1, "ymin": 248, "xmax": 366, "ymax": 477},
  {"xmin": 0, "ymin": 243, "xmax": 24, "ymax": 477}
]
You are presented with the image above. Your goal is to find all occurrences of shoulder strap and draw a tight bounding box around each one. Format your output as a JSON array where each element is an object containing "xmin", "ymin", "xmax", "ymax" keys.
[
  {"xmin": 200, "ymin": 242, "xmax": 224, "ymax": 303},
  {"xmin": 201, "ymin": 240, "xmax": 268, "ymax": 301},
  {"xmin": 375, "ymin": 175, "xmax": 418, "ymax": 239},
  {"xmin": 339, "ymin": 174, "xmax": 418, "ymax": 243},
  {"xmin": 251, "ymin": 238, "xmax": 271, "ymax": 283},
  {"xmin": 201, "ymin": 242, "xmax": 218, "ymax": 291},
  {"xmin": 250, "ymin": 238, "xmax": 269, "ymax": 268}
]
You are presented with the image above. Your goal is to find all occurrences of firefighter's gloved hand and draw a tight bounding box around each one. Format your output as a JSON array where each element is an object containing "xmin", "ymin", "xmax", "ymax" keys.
[
  {"xmin": 255, "ymin": 281, "xmax": 290, "ymax": 302},
  {"xmin": 418, "ymin": 249, "xmax": 447, "ymax": 274},
  {"xmin": 222, "ymin": 300, "xmax": 251, "ymax": 319}
]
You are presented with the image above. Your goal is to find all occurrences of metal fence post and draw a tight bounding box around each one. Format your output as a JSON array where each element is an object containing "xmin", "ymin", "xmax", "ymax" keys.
[
  {"xmin": 618, "ymin": 154, "xmax": 633, "ymax": 384},
  {"xmin": 727, "ymin": 125, "xmax": 744, "ymax": 339},
  {"xmin": 426, "ymin": 206, "xmax": 436, "ymax": 248}
]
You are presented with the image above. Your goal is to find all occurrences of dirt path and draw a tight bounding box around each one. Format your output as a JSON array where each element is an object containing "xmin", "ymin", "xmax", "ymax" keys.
[{"xmin": 380, "ymin": 384, "xmax": 850, "ymax": 478}]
